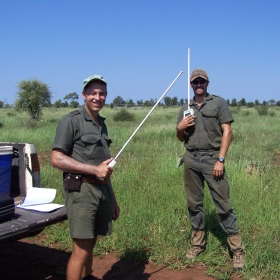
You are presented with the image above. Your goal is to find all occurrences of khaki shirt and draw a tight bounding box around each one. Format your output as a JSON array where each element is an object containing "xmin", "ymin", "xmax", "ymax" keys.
[
  {"xmin": 177, "ymin": 94, "xmax": 234, "ymax": 150},
  {"xmin": 52, "ymin": 106, "xmax": 112, "ymax": 165}
]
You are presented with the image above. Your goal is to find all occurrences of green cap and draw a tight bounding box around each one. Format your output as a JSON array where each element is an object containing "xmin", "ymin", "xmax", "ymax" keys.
[{"xmin": 83, "ymin": 75, "xmax": 107, "ymax": 89}]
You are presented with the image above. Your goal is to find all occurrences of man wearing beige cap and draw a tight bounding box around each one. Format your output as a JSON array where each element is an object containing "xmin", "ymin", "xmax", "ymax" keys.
[
  {"xmin": 176, "ymin": 69, "xmax": 245, "ymax": 270},
  {"xmin": 51, "ymin": 75, "xmax": 120, "ymax": 280}
]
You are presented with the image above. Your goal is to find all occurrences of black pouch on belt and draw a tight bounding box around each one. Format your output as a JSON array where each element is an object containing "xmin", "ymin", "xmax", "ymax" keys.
[{"xmin": 63, "ymin": 173, "xmax": 83, "ymax": 191}]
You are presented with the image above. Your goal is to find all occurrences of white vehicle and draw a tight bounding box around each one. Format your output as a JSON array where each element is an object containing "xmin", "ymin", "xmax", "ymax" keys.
[{"xmin": 0, "ymin": 142, "xmax": 67, "ymax": 244}]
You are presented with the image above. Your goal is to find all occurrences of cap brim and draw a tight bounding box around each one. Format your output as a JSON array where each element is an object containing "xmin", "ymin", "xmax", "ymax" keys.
[{"xmin": 190, "ymin": 76, "xmax": 208, "ymax": 82}]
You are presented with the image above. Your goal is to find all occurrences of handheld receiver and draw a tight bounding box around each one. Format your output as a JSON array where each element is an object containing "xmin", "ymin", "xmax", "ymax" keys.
[{"xmin": 184, "ymin": 108, "xmax": 194, "ymax": 118}]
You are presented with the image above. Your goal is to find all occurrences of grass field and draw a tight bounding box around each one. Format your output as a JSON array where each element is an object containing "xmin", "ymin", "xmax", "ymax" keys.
[{"xmin": 0, "ymin": 105, "xmax": 279, "ymax": 280}]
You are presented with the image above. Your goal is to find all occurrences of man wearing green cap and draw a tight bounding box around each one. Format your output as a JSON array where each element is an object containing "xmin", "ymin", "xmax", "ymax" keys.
[
  {"xmin": 51, "ymin": 75, "xmax": 120, "ymax": 280},
  {"xmin": 176, "ymin": 69, "xmax": 245, "ymax": 270}
]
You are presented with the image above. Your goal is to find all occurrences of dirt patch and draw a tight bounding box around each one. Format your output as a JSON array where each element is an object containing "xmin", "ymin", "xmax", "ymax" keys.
[{"xmin": 0, "ymin": 237, "xmax": 219, "ymax": 280}]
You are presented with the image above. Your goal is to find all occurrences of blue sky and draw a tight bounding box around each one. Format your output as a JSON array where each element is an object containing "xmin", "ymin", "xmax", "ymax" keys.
[{"xmin": 1, "ymin": 0, "xmax": 280, "ymax": 106}]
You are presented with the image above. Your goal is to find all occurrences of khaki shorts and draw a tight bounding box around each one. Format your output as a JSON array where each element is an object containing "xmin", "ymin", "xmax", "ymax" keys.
[{"xmin": 65, "ymin": 182, "xmax": 112, "ymax": 239}]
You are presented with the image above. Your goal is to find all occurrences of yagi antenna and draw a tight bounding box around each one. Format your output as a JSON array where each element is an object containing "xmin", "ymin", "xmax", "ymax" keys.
[
  {"xmin": 108, "ymin": 71, "xmax": 183, "ymax": 168},
  {"xmin": 183, "ymin": 48, "xmax": 194, "ymax": 118},
  {"xmin": 188, "ymin": 48, "xmax": 190, "ymax": 109}
]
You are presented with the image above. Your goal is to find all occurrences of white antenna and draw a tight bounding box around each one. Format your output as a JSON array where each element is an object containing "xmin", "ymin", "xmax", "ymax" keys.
[
  {"xmin": 183, "ymin": 48, "xmax": 194, "ymax": 118},
  {"xmin": 108, "ymin": 71, "xmax": 183, "ymax": 168},
  {"xmin": 188, "ymin": 48, "xmax": 191, "ymax": 109}
]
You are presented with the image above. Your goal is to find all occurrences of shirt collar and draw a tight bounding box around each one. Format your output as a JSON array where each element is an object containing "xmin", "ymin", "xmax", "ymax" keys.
[
  {"xmin": 190, "ymin": 93, "xmax": 213, "ymax": 106},
  {"xmin": 80, "ymin": 105, "xmax": 106, "ymax": 122}
]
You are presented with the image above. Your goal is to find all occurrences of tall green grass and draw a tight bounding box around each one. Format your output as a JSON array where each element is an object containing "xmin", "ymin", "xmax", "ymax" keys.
[{"xmin": 0, "ymin": 106, "xmax": 279, "ymax": 279}]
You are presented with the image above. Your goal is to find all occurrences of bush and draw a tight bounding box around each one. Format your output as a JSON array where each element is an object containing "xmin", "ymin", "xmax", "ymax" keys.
[
  {"xmin": 19, "ymin": 119, "xmax": 39, "ymax": 129},
  {"xmin": 268, "ymin": 110, "xmax": 276, "ymax": 117},
  {"xmin": 113, "ymin": 108, "xmax": 135, "ymax": 122},
  {"xmin": 7, "ymin": 112, "xmax": 16, "ymax": 117},
  {"xmin": 230, "ymin": 107, "xmax": 240, "ymax": 114},
  {"xmin": 256, "ymin": 105, "xmax": 268, "ymax": 116},
  {"xmin": 242, "ymin": 110, "xmax": 250, "ymax": 116}
]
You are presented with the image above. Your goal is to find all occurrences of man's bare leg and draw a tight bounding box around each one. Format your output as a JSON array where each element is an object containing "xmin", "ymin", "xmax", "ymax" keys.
[
  {"xmin": 82, "ymin": 237, "xmax": 97, "ymax": 278},
  {"xmin": 67, "ymin": 236, "xmax": 97, "ymax": 280}
]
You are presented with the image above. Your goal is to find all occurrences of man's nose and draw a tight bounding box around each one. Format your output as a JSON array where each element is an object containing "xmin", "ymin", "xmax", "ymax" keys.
[{"xmin": 94, "ymin": 93, "xmax": 101, "ymax": 99}]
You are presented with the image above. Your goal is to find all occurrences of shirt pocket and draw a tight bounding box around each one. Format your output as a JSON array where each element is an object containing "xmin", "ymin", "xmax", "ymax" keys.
[
  {"xmin": 81, "ymin": 134, "xmax": 103, "ymax": 159},
  {"xmin": 104, "ymin": 135, "xmax": 112, "ymax": 148},
  {"xmin": 81, "ymin": 134, "xmax": 101, "ymax": 145},
  {"xmin": 201, "ymin": 110, "xmax": 219, "ymax": 131}
]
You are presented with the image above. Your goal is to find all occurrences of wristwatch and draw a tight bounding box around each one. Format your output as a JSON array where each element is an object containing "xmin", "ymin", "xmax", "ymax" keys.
[{"xmin": 218, "ymin": 157, "xmax": 225, "ymax": 163}]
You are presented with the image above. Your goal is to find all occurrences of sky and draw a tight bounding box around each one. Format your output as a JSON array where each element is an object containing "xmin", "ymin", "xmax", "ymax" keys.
[{"xmin": 1, "ymin": 0, "xmax": 280, "ymax": 106}]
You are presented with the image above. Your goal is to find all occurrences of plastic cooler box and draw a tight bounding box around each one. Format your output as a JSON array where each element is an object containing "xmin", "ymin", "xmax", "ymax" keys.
[{"xmin": 0, "ymin": 146, "xmax": 13, "ymax": 197}]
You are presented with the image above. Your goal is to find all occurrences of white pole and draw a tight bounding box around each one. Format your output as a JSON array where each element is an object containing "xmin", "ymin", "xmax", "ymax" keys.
[
  {"xmin": 109, "ymin": 71, "xmax": 183, "ymax": 167},
  {"xmin": 188, "ymin": 48, "xmax": 191, "ymax": 110}
]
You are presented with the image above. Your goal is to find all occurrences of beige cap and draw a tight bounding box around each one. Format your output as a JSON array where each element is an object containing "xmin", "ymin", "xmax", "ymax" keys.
[{"xmin": 190, "ymin": 69, "xmax": 209, "ymax": 81}]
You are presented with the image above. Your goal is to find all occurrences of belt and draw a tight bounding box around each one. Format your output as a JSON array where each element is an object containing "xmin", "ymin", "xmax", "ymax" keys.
[
  {"xmin": 83, "ymin": 176, "xmax": 107, "ymax": 185},
  {"xmin": 187, "ymin": 148, "xmax": 220, "ymax": 152}
]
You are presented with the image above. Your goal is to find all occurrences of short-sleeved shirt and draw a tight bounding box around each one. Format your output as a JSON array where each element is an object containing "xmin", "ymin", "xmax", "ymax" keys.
[
  {"xmin": 52, "ymin": 105, "xmax": 111, "ymax": 165},
  {"xmin": 177, "ymin": 94, "xmax": 234, "ymax": 150}
]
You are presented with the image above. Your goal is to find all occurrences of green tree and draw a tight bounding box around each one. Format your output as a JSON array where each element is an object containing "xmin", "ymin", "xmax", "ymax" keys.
[
  {"xmin": 0, "ymin": 101, "xmax": 4, "ymax": 108},
  {"xmin": 238, "ymin": 98, "xmax": 246, "ymax": 106},
  {"xmin": 53, "ymin": 99, "xmax": 62, "ymax": 108},
  {"xmin": 171, "ymin": 96, "xmax": 178, "ymax": 106},
  {"xmin": 226, "ymin": 99, "xmax": 230, "ymax": 106},
  {"xmin": 15, "ymin": 79, "xmax": 52, "ymax": 120},
  {"xmin": 113, "ymin": 95, "xmax": 124, "ymax": 106},
  {"xmin": 276, "ymin": 101, "xmax": 280, "ymax": 106},
  {"xmin": 144, "ymin": 99, "xmax": 152, "ymax": 106},
  {"xmin": 64, "ymin": 92, "xmax": 79, "ymax": 104},
  {"xmin": 164, "ymin": 96, "xmax": 171, "ymax": 107},
  {"xmin": 268, "ymin": 99, "xmax": 276, "ymax": 106},
  {"xmin": 231, "ymin": 98, "xmax": 237, "ymax": 107},
  {"xmin": 179, "ymin": 98, "xmax": 184, "ymax": 106},
  {"xmin": 247, "ymin": 102, "xmax": 255, "ymax": 108},
  {"xmin": 127, "ymin": 99, "xmax": 134, "ymax": 107},
  {"xmin": 61, "ymin": 100, "xmax": 69, "ymax": 107},
  {"xmin": 255, "ymin": 99, "xmax": 260, "ymax": 106},
  {"xmin": 70, "ymin": 100, "xmax": 79, "ymax": 108}
]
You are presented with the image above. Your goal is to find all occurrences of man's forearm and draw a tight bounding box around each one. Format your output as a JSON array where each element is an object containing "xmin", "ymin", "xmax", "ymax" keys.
[
  {"xmin": 51, "ymin": 149, "xmax": 97, "ymax": 175},
  {"xmin": 219, "ymin": 123, "xmax": 232, "ymax": 159}
]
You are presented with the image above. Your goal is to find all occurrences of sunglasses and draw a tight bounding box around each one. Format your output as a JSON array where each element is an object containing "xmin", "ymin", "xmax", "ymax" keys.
[{"xmin": 191, "ymin": 79, "xmax": 207, "ymax": 85}]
